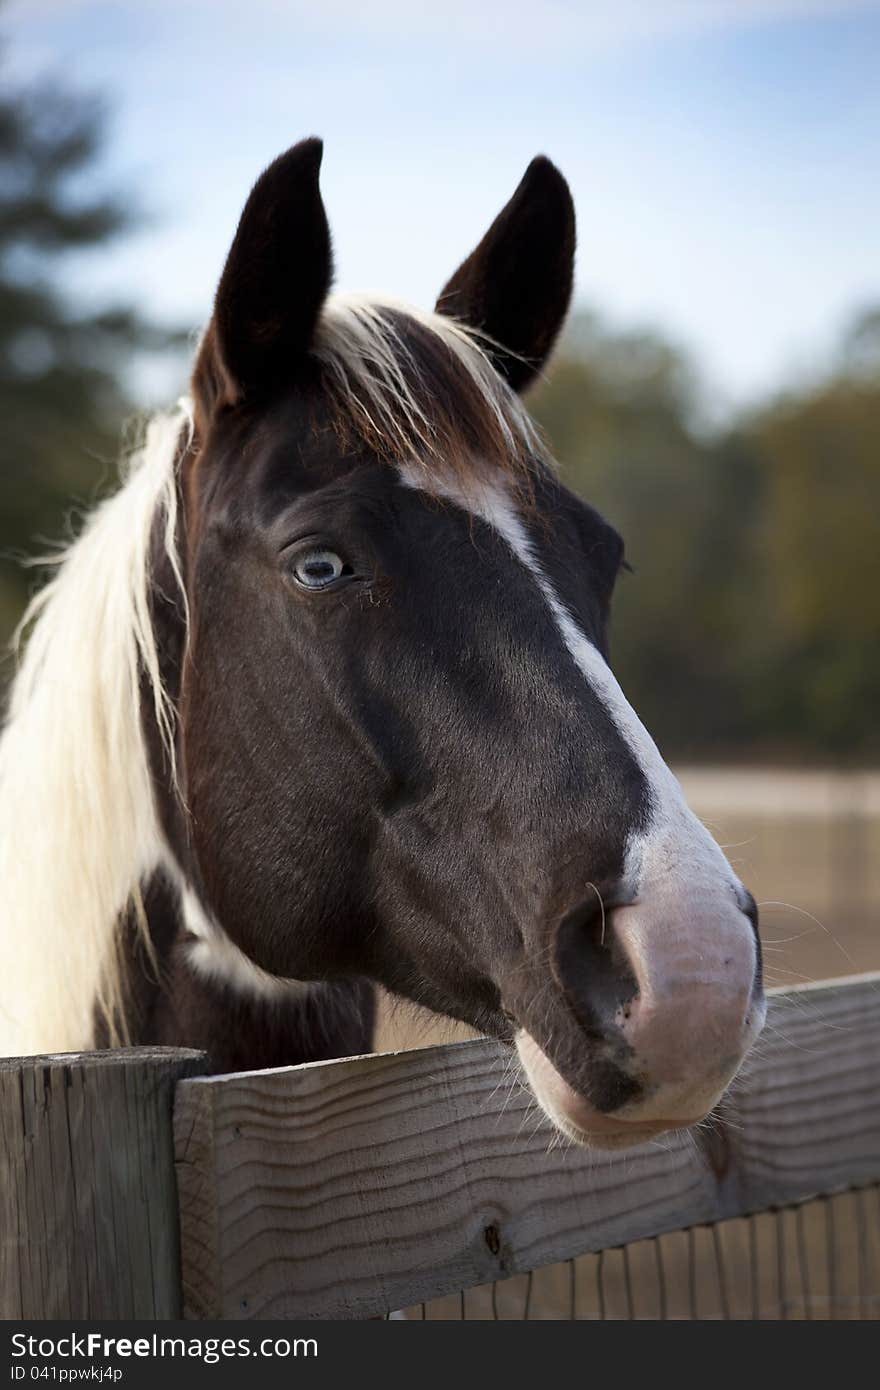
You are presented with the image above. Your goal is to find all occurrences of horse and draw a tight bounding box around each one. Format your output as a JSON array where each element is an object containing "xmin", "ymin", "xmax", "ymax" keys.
[{"xmin": 0, "ymin": 139, "xmax": 764, "ymax": 1149}]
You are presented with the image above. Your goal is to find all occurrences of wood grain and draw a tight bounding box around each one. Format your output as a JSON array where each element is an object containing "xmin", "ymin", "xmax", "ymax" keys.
[
  {"xmin": 173, "ymin": 974, "xmax": 880, "ymax": 1320},
  {"xmin": 0, "ymin": 1047, "xmax": 206, "ymax": 1318}
]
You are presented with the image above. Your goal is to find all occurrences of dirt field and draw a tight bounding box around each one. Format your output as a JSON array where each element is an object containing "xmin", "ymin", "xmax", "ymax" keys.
[{"xmin": 678, "ymin": 767, "xmax": 880, "ymax": 986}]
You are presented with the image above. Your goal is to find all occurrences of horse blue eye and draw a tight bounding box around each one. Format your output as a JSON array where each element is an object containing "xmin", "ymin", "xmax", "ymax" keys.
[{"xmin": 293, "ymin": 548, "xmax": 346, "ymax": 590}]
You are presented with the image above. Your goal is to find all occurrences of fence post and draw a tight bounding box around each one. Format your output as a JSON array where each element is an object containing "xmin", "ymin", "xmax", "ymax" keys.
[{"xmin": 0, "ymin": 1047, "xmax": 207, "ymax": 1319}]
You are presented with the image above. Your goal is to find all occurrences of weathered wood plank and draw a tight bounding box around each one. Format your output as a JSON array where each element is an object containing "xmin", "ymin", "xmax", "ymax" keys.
[
  {"xmin": 0, "ymin": 1047, "xmax": 207, "ymax": 1318},
  {"xmin": 174, "ymin": 974, "xmax": 880, "ymax": 1320}
]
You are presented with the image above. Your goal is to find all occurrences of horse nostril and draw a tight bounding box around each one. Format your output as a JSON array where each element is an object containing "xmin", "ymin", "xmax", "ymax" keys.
[
  {"xmin": 553, "ymin": 894, "xmax": 639, "ymax": 1040},
  {"xmin": 739, "ymin": 889, "xmax": 760, "ymax": 938},
  {"xmin": 738, "ymin": 888, "xmax": 764, "ymax": 998}
]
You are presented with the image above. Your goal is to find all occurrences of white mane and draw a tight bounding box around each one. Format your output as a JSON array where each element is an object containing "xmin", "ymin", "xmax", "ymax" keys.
[
  {"xmin": 0, "ymin": 294, "xmax": 540, "ymax": 1057},
  {"xmin": 0, "ymin": 405, "xmax": 190, "ymax": 1055}
]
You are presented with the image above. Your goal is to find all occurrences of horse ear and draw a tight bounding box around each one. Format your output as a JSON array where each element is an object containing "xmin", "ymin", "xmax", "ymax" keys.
[
  {"xmin": 435, "ymin": 156, "xmax": 575, "ymax": 392},
  {"xmin": 209, "ymin": 137, "xmax": 332, "ymax": 404}
]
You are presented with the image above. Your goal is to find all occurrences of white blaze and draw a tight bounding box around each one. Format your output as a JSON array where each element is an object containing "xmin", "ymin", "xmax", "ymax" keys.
[{"xmin": 400, "ymin": 464, "xmax": 764, "ymax": 1141}]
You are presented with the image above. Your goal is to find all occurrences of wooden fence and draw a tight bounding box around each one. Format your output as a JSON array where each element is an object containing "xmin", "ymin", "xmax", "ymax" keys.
[{"xmin": 2, "ymin": 973, "xmax": 880, "ymax": 1320}]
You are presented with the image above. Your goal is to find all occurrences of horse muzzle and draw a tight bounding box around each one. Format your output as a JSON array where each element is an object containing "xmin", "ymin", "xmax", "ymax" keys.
[{"xmin": 513, "ymin": 888, "xmax": 765, "ymax": 1149}]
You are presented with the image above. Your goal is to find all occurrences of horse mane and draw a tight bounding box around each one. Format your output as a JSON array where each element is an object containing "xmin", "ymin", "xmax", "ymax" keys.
[
  {"xmin": 0, "ymin": 295, "xmax": 543, "ymax": 1056},
  {"xmin": 0, "ymin": 407, "xmax": 190, "ymax": 1055}
]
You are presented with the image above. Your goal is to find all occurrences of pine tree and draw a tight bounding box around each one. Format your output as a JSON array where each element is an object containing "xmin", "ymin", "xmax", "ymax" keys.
[{"xmin": 0, "ymin": 71, "xmax": 183, "ymax": 644}]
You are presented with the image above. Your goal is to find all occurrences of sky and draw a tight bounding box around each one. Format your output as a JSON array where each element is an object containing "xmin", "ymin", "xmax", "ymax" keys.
[{"xmin": 5, "ymin": 0, "xmax": 880, "ymax": 413}]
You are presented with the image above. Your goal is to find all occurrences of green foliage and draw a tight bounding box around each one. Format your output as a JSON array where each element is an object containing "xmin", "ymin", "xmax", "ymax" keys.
[
  {"xmin": 745, "ymin": 379, "xmax": 880, "ymax": 755},
  {"xmin": 531, "ymin": 312, "xmax": 880, "ymax": 762}
]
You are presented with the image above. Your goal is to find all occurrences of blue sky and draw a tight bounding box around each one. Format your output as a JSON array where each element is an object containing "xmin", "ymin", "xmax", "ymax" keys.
[{"xmin": 6, "ymin": 0, "xmax": 880, "ymax": 412}]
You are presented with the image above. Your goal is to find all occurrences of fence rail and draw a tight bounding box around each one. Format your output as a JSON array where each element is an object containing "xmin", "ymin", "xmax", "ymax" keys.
[
  {"xmin": 173, "ymin": 973, "xmax": 880, "ymax": 1319},
  {"xmin": 2, "ymin": 974, "xmax": 879, "ymax": 1319}
]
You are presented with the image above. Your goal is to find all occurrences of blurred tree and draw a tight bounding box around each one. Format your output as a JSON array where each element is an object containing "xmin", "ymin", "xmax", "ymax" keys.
[
  {"xmin": 839, "ymin": 305, "xmax": 880, "ymax": 380},
  {"xmin": 531, "ymin": 308, "xmax": 880, "ymax": 763},
  {"xmin": 0, "ymin": 68, "xmax": 183, "ymax": 646},
  {"xmin": 745, "ymin": 360, "xmax": 880, "ymax": 759}
]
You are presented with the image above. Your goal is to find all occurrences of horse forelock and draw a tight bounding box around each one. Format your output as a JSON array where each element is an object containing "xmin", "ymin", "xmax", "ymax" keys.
[{"xmin": 311, "ymin": 293, "xmax": 549, "ymax": 491}]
